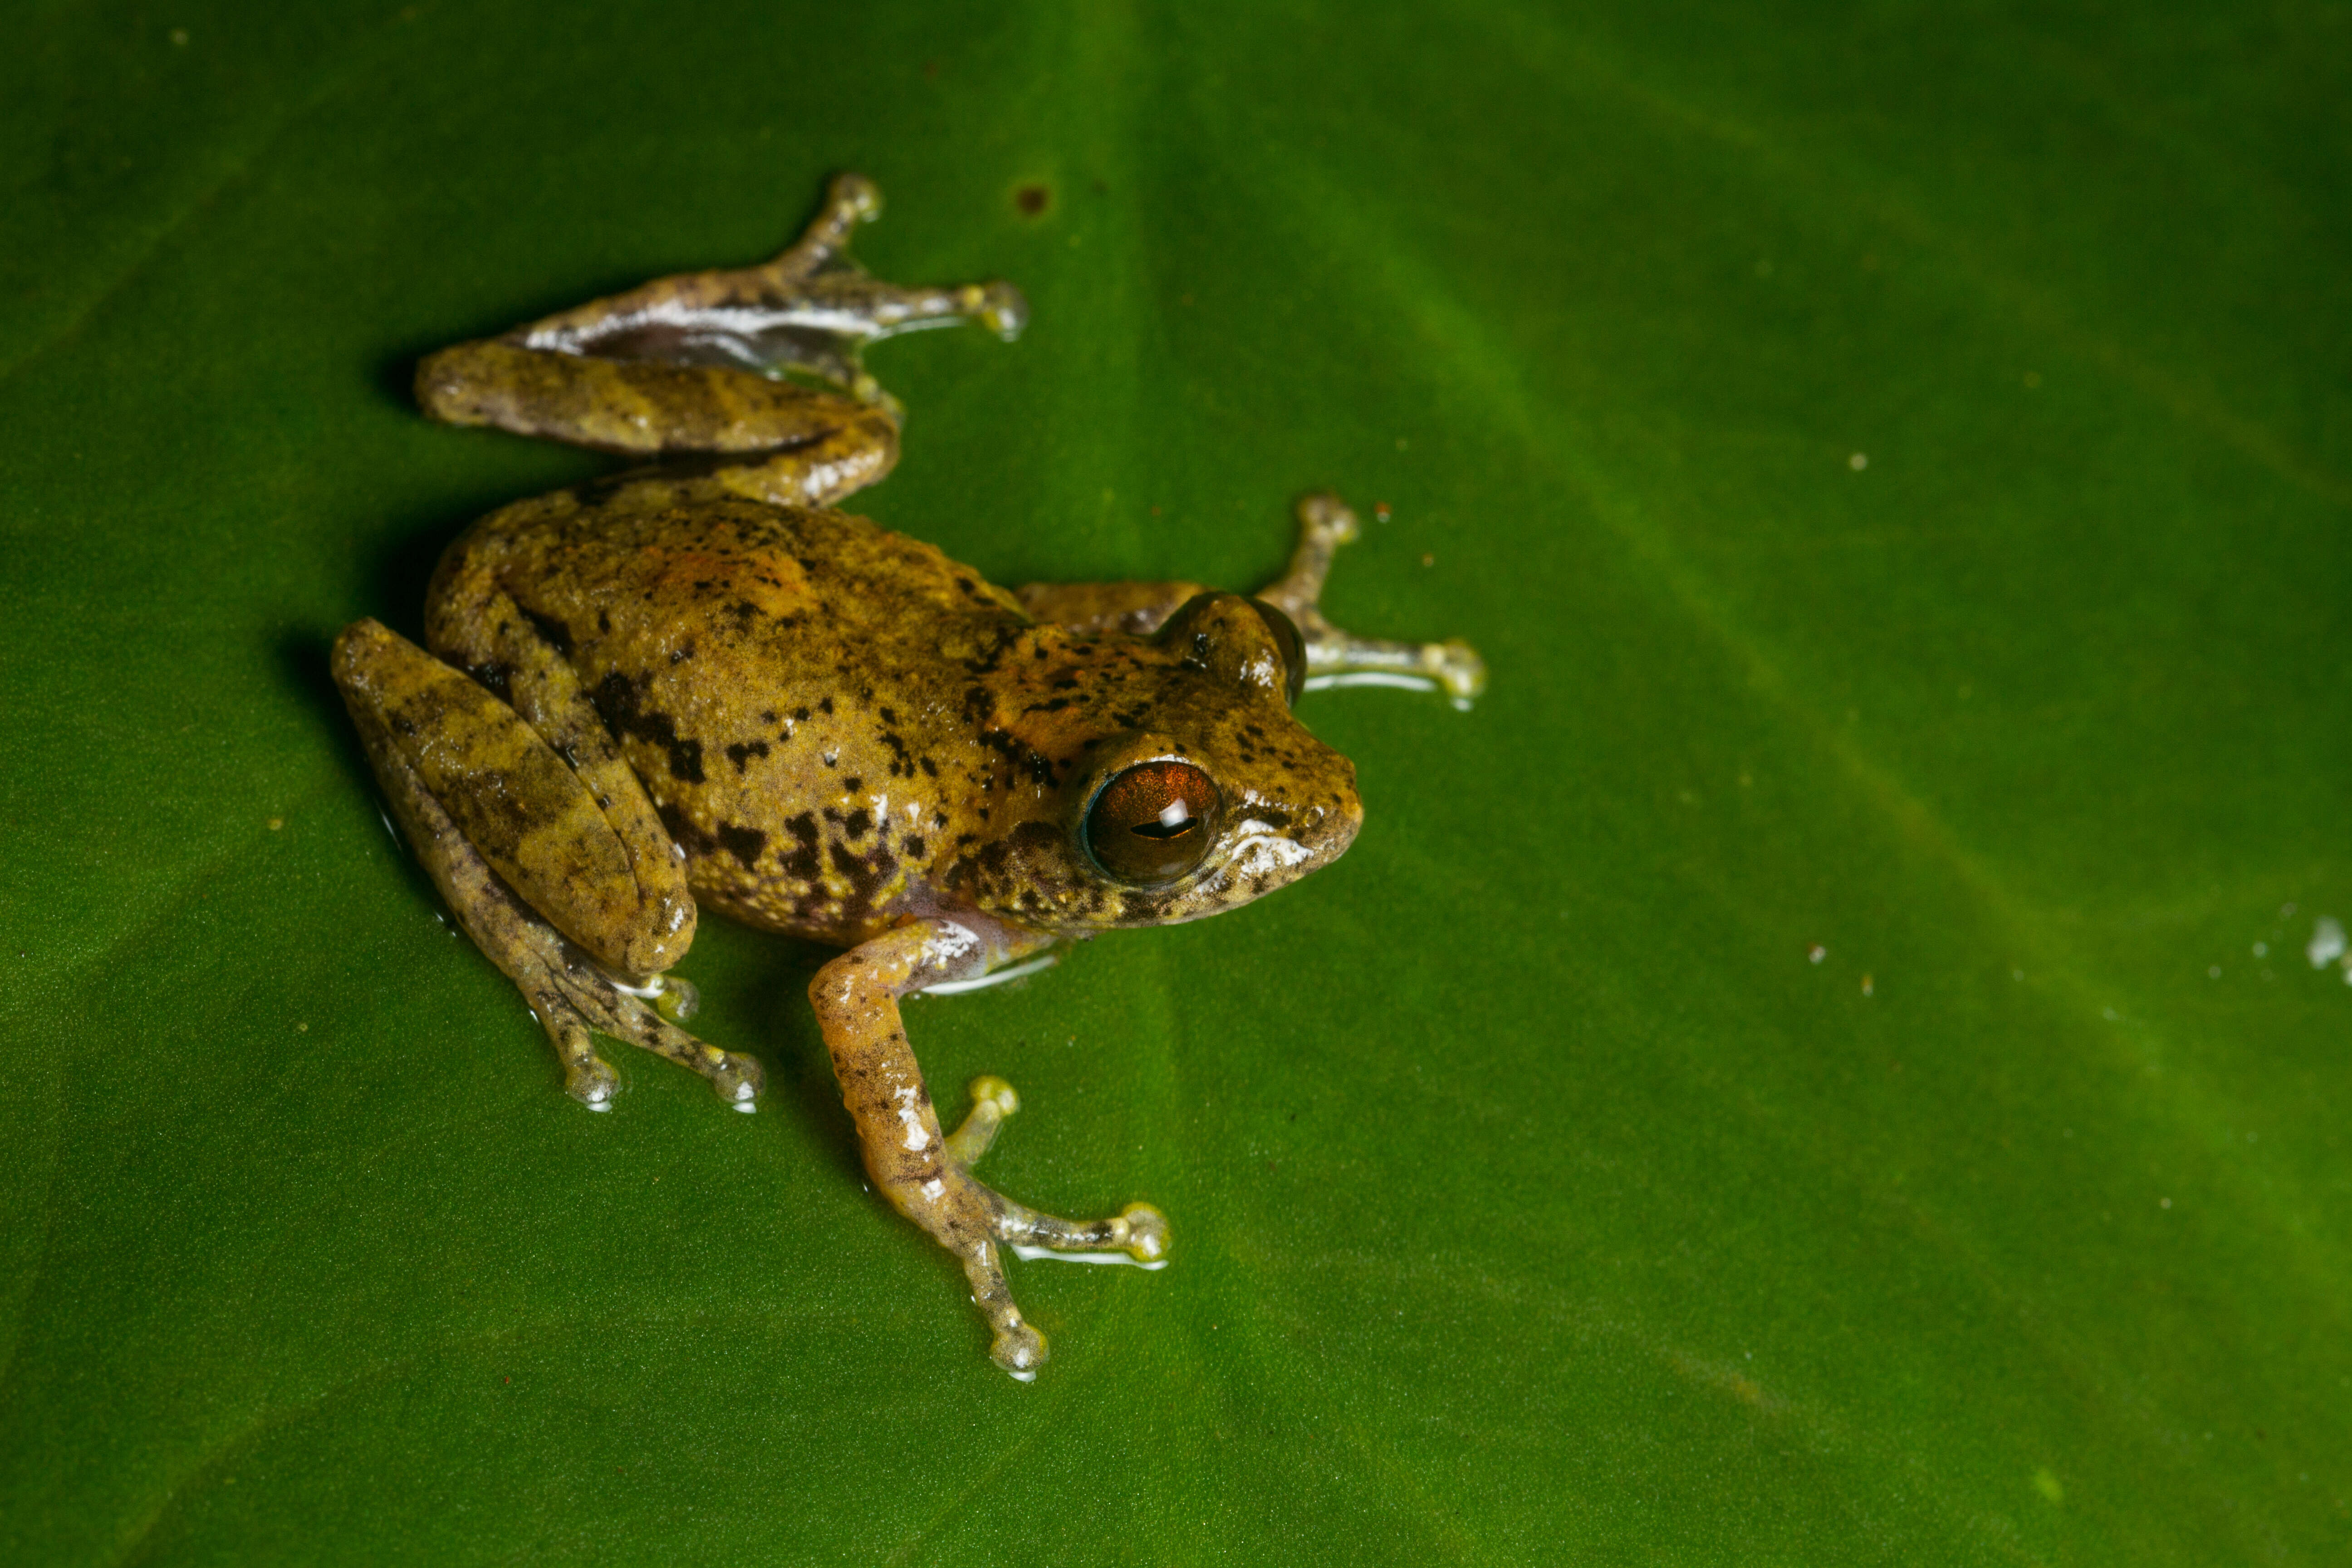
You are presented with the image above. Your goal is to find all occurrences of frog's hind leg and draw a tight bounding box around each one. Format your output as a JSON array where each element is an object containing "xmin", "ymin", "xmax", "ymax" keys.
[
  {"xmin": 415, "ymin": 338, "xmax": 903, "ymax": 510},
  {"xmin": 1255, "ymin": 493, "xmax": 1486, "ymax": 705},
  {"xmin": 416, "ymin": 171, "xmax": 1026, "ymax": 497},
  {"xmin": 333, "ymin": 620, "xmax": 763, "ymax": 1109},
  {"xmin": 507, "ymin": 173, "xmax": 1027, "ymax": 400}
]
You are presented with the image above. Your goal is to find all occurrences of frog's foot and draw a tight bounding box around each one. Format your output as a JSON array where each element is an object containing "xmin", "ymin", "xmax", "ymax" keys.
[
  {"xmin": 482, "ymin": 894, "xmax": 764, "ymax": 1112},
  {"xmin": 503, "ymin": 171, "xmax": 1028, "ymax": 412},
  {"xmin": 1255, "ymin": 492, "xmax": 1487, "ymax": 706},
  {"xmin": 932, "ymin": 1075, "xmax": 1169, "ymax": 1378},
  {"xmin": 489, "ymin": 922, "xmax": 764, "ymax": 1111}
]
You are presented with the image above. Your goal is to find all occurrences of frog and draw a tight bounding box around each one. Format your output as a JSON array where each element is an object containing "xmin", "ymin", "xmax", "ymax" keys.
[{"xmin": 333, "ymin": 173, "xmax": 1485, "ymax": 1379}]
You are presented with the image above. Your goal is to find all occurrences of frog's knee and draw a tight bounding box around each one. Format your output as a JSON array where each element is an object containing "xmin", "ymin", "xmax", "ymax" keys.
[{"xmin": 330, "ymin": 617, "xmax": 403, "ymax": 700}]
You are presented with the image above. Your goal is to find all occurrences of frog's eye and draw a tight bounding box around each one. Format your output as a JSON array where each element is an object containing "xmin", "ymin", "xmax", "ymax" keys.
[
  {"xmin": 1247, "ymin": 598, "xmax": 1309, "ymax": 706},
  {"xmin": 1084, "ymin": 761, "xmax": 1221, "ymax": 884}
]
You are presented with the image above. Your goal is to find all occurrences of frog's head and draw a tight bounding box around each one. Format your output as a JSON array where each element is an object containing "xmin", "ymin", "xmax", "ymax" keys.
[{"xmin": 1019, "ymin": 592, "xmax": 1363, "ymax": 931}]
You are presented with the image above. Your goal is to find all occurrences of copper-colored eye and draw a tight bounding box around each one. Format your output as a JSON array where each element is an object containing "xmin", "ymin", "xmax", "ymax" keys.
[
  {"xmin": 1248, "ymin": 598, "xmax": 1308, "ymax": 706},
  {"xmin": 1084, "ymin": 760, "xmax": 1221, "ymax": 884}
]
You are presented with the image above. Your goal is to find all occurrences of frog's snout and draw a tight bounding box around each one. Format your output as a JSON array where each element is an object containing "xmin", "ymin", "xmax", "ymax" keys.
[{"xmin": 1324, "ymin": 786, "xmax": 1366, "ymax": 864}]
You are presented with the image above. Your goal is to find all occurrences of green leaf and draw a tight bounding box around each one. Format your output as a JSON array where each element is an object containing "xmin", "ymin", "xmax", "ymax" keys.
[{"xmin": 5, "ymin": 1, "xmax": 2348, "ymax": 1562}]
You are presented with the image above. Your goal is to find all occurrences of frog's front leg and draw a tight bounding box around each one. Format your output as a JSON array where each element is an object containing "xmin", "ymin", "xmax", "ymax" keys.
[
  {"xmin": 810, "ymin": 921, "xmax": 1168, "ymax": 1379},
  {"xmin": 1015, "ymin": 493, "xmax": 1486, "ymax": 704},
  {"xmin": 333, "ymin": 619, "xmax": 762, "ymax": 1109},
  {"xmin": 1257, "ymin": 493, "xmax": 1487, "ymax": 704}
]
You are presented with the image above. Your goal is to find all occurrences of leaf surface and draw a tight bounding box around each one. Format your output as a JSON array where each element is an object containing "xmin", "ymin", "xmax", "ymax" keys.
[{"xmin": 4, "ymin": 2, "xmax": 2348, "ymax": 1562}]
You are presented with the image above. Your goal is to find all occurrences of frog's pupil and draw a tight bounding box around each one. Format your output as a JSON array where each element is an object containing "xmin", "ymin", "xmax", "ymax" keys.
[{"xmin": 1132, "ymin": 808, "xmax": 1195, "ymax": 841}]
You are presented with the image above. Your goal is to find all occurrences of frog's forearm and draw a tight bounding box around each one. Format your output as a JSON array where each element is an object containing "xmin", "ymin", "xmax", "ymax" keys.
[{"xmin": 809, "ymin": 919, "xmax": 1020, "ymax": 1236}]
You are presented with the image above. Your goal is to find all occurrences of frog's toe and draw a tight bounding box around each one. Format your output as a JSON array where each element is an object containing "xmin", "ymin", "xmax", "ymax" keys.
[
  {"xmin": 652, "ymin": 974, "xmax": 701, "ymax": 1023},
  {"xmin": 704, "ymin": 1049, "xmax": 764, "ymax": 1109},
  {"xmin": 945, "ymin": 1074, "xmax": 1020, "ymax": 1164},
  {"xmin": 990, "ymin": 1319, "xmax": 1049, "ymax": 1382},
  {"xmin": 974, "ymin": 281, "xmax": 1029, "ymax": 340},
  {"xmin": 997, "ymin": 1197, "xmax": 1172, "ymax": 1269},
  {"xmin": 1116, "ymin": 1203, "xmax": 1170, "ymax": 1264},
  {"xmin": 564, "ymin": 1053, "xmax": 620, "ymax": 1112},
  {"xmin": 832, "ymin": 171, "xmax": 882, "ymax": 223}
]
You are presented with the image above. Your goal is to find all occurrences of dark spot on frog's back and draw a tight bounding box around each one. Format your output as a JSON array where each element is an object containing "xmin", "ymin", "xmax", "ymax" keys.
[
  {"xmin": 725, "ymin": 739, "xmax": 771, "ymax": 773},
  {"xmin": 829, "ymin": 840, "xmax": 896, "ymax": 906},
  {"xmin": 716, "ymin": 823, "xmax": 767, "ymax": 869},
  {"xmin": 521, "ymin": 607, "xmax": 572, "ymax": 656},
  {"xmin": 781, "ymin": 813, "xmax": 822, "ymax": 879},
  {"xmin": 657, "ymin": 801, "xmax": 714, "ymax": 856},
  {"xmin": 590, "ymin": 670, "xmax": 705, "ymax": 784},
  {"xmin": 1118, "ymin": 886, "xmax": 1182, "ymax": 924},
  {"xmin": 1014, "ymin": 183, "xmax": 1050, "ymax": 216}
]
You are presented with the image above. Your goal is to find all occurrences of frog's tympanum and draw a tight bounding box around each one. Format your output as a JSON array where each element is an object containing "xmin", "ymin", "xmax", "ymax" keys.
[{"xmin": 335, "ymin": 175, "xmax": 1484, "ymax": 1378}]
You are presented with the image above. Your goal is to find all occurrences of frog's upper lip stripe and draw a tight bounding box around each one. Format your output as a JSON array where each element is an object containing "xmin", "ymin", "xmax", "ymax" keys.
[{"xmin": 1228, "ymin": 820, "xmax": 1316, "ymax": 877}]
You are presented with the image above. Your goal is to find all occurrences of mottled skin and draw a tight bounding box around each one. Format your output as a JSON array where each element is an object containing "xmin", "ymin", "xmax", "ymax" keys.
[{"xmin": 334, "ymin": 175, "xmax": 1484, "ymax": 1377}]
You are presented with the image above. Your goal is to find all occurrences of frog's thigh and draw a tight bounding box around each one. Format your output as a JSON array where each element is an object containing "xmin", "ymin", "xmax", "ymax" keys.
[
  {"xmin": 425, "ymin": 585, "xmax": 694, "ymax": 965},
  {"xmin": 334, "ymin": 618, "xmax": 683, "ymax": 978},
  {"xmin": 415, "ymin": 342, "xmax": 898, "ymax": 507},
  {"xmin": 334, "ymin": 622, "xmax": 761, "ymax": 1108},
  {"xmin": 808, "ymin": 922, "xmax": 1167, "ymax": 1379}
]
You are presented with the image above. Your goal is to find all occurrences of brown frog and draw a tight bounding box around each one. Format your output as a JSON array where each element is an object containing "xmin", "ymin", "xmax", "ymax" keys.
[{"xmin": 334, "ymin": 174, "xmax": 1484, "ymax": 1378}]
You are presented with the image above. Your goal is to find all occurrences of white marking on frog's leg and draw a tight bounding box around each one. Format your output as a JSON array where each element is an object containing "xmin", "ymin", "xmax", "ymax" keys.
[
  {"xmin": 1302, "ymin": 672, "xmax": 1440, "ymax": 695},
  {"xmin": 895, "ymin": 1083, "xmax": 932, "ymax": 1152},
  {"xmin": 1009, "ymin": 1245, "xmax": 1172, "ymax": 1271},
  {"xmin": 994, "ymin": 1198, "xmax": 1170, "ymax": 1268},
  {"xmin": 654, "ymin": 975, "xmax": 699, "ymax": 1022},
  {"xmin": 916, "ymin": 952, "xmax": 1060, "ymax": 995}
]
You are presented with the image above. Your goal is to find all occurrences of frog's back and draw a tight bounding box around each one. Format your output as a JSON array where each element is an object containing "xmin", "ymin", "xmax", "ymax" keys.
[{"xmin": 424, "ymin": 487, "xmax": 1030, "ymax": 941}]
